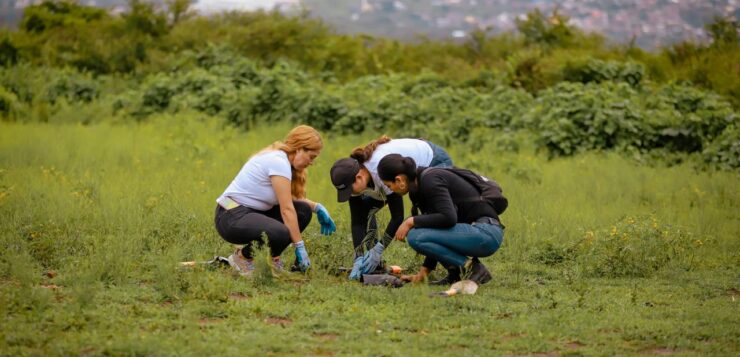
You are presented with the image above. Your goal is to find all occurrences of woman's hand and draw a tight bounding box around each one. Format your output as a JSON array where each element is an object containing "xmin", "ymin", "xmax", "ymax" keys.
[
  {"xmin": 400, "ymin": 267, "xmax": 429, "ymax": 283},
  {"xmin": 314, "ymin": 203, "xmax": 337, "ymax": 235},
  {"xmin": 394, "ymin": 217, "xmax": 414, "ymax": 241}
]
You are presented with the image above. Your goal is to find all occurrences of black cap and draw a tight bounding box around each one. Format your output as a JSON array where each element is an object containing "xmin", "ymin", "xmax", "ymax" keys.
[{"xmin": 330, "ymin": 158, "xmax": 360, "ymax": 202}]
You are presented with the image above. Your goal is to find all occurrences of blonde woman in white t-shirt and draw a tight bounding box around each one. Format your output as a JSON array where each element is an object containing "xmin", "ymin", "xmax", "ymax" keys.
[{"xmin": 215, "ymin": 125, "xmax": 336, "ymax": 276}]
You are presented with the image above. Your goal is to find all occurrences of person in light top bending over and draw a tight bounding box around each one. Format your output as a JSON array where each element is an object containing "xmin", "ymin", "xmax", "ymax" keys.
[{"xmin": 329, "ymin": 135, "xmax": 453, "ymax": 280}]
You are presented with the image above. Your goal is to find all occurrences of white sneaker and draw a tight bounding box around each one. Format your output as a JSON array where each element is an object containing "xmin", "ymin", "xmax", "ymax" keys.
[{"xmin": 227, "ymin": 248, "xmax": 255, "ymax": 277}]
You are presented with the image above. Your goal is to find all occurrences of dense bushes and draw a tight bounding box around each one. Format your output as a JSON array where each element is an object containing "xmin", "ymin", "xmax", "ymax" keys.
[
  {"xmin": 4, "ymin": 53, "xmax": 737, "ymax": 170},
  {"xmin": 520, "ymin": 81, "xmax": 736, "ymax": 161},
  {"xmin": 0, "ymin": 86, "xmax": 20, "ymax": 119},
  {"xmin": 562, "ymin": 59, "xmax": 644, "ymax": 87},
  {"xmin": 523, "ymin": 82, "xmax": 646, "ymax": 156},
  {"xmin": 702, "ymin": 125, "xmax": 740, "ymax": 170}
]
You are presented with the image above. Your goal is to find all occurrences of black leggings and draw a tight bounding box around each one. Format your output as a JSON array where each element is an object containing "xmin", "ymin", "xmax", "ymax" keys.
[{"xmin": 214, "ymin": 201, "xmax": 312, "ymax": 258}]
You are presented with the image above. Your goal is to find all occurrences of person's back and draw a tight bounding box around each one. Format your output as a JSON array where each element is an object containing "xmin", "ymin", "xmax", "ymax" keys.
[
  {"xmin": 411, "ymin": 167, "xmax": 499, "ymax": 228},
  {"xmin": 219, "ymin": 150, "xmax": 291, "ymax": 211},
  {"xmin": 364, "ymin": 138, "xmax": 434, "ymax": 196}
]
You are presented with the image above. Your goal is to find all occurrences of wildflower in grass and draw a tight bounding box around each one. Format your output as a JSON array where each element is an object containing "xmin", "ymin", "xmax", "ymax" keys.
[
  {"xmin": 584, "ymin": 231, "xmax": 595, "ymax": 245},
  {"xmin": 577, "ymin": 215, "xmax": 698, "ymax": 277}
]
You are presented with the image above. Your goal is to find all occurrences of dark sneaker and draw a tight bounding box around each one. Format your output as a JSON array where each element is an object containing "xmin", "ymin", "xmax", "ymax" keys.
[
  {"xmin": 463, "ymin": 258, "xmax": 492, "ymax": 285},
  {"xmin": 430, "ymin": 267, "xmax": 462, "ymax": 286}
]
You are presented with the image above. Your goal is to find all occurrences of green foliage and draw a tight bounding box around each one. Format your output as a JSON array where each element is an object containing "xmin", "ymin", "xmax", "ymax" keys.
[
  {"xmin": 0, "ymin": 34, "xmax": 19, "ymax": 67},
  {"xmin": 515, "ymin": 9, "xmax": 576, "ymax": 48},
  {"xmin": 2, "ymin": 2, "xmax": 737, "ymax": 108},
  {"xmin": 562, "ymin": 58, "xmax": 644, "ymax": 87},
  {"xmin": 702, "ymin": 125, "xmax": 740, "ymax": 170},
  {"xmin": 0, "ymin": 86, "xmax": 21, "ymax": 120},
  {"xmin": 20, "ymin": 0, "xmax": 108, "ymax": 33},
  {"xmin": 522, "ymin": 82, "xmax": 647, "ymax": 156},
  {"xmin": 123, "ymin": 0, "xmax": 168, "ymax": 38},
  {"xmin": 705, "ymin": 16, "xmax": 739, "ymax": 47},
  {"xmin": 576, "ymin": 216, "xmax": 699, "ymax": 277},
  {"xmin": 301, "ymin": 91, "xmax": 348, "ymax": 131},
  {"xmin": 45, "ymin": 70, "xmax": 99, "ymax": 104},
  {"xmin": 643, "ymin": 83, "xmax": 736, "ymax": 152},
  {"xmin": 521, "ymin": 81, "xmax": 736, "ymax": 162},
  {"xmin": 164, "ymin": 0, "xmax": 195, "ymax": 25}
]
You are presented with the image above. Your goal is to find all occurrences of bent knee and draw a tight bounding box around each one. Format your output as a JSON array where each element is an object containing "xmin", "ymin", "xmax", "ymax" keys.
[{"xmin": 406, "ymin": 229, "xmax": 428, "ymax": 250}]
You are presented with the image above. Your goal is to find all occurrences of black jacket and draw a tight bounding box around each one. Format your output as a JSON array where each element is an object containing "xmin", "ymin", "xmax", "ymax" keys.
[{"xmin": 410, "ymin": 167, "xmax": 499, "ymax": 229}]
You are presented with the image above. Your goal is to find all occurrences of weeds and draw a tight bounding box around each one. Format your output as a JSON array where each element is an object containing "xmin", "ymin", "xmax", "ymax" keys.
[{"xmin": 576, "ymin": 215, "xmax": 699, "ymax": 277}]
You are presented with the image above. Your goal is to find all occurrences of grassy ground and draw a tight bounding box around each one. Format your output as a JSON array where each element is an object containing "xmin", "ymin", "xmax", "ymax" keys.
[{"xmin": 1, "ymin": 115, "xmax": 738, "ymax": 356}]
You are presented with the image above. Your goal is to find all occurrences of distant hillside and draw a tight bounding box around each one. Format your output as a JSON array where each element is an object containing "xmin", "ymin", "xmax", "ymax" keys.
[
  {"xmin": 3, "ymin": 0, "xmax": 738, "ymax": 49},
  {"xmin": 301, "ymin": 0, "xmax": 738, "ymax": 49}
]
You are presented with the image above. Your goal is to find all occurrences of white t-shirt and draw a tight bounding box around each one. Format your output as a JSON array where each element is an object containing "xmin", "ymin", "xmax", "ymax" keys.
[
  {"xmin": 218, "ymin": 150, "xmax": 292, "ymax": 211},
  {"xmin": 363, "ymin": 139, "xmax": 433, "ymax": 198}
]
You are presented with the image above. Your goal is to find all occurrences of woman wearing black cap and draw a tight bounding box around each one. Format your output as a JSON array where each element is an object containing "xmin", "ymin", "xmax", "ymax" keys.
[
  {"xmin": 329, "ymin": 136, "xmax": 452, "ymax": 280},
  {"xmin": 376, "ymin": 154, "xmax": 504, "ymax": 285}
]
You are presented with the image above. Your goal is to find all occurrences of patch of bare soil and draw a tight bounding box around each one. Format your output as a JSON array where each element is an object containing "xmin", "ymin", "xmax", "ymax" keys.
[{"xmin": 264, "ymin": 317, "xmax": 292, "ymax": 326}]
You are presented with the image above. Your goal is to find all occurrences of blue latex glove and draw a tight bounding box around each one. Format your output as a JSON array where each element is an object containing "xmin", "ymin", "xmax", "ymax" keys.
[
  {"xmin": 315, "ymin": 203, "xmax": 336, "ymax": 236},
  {"xmin": 359, "ymin": 242, "xmax": 385, "ymax": 274},
  {"xmin": 293, "ymin": 241, "xmax": 311, "ymax": 272},
  {"xmin": 349, "ymin": 256, "xmax": 364, "ymax": 280}
]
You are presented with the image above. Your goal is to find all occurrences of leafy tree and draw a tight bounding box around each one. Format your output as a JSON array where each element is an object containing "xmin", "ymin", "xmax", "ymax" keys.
[
  {"xmin": 165, "ymin": 0, "xmax": 194, "ymax": 26},
  {"xmin": 20, "ymin": 0, "xmax": 107, "ymax": 33},
  {"xmin": 123, "ymin": 0, "xmax": 168, "ymax": 37},
  {"xmin": 515, "ymin": 9, "xmax": 575, "ymax": 48},
  {"xmin": 705, "ymin": 16, "xmax": 738, "ymax": 47}
]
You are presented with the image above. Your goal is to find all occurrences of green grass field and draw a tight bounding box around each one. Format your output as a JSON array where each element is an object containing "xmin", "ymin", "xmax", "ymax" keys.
[{"xmin": 1, "ymin": 114, "xmax": 738, "ymax": 356}]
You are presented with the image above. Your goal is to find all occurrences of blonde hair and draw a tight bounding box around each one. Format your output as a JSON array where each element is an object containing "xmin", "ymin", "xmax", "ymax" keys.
[
  {"xmin": 350, "ymin": 135, "xmax": 391, "ymax": 164},
  {"xmin": 257, "ymin": 125, "xmax": 323, "ymax": 199}
]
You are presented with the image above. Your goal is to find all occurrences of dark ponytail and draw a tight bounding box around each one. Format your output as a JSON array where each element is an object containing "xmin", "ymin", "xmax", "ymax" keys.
[{"xmin": 378, "ymin": 154, "xmax": 417, "ymax": 181}]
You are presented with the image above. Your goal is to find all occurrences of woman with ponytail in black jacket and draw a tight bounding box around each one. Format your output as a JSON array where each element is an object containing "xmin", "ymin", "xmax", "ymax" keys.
[{"xmin": 377, "ymin": 154, "xmax": 504, "ymax": 285}]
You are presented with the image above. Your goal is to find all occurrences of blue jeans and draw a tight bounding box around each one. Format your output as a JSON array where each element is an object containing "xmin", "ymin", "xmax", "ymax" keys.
[
  {"xmin": 407, "ymin": 223, "xmax": 503, "ymax": 268},
  {"xmin": 426, "ymin": 141, "xmax": 453, "ymax": 168}
]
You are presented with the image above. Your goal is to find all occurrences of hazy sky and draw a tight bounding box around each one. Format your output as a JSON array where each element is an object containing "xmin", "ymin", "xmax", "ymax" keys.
[{"xmin": 191, "ymin": 0, "xmax": 286, "ymax": 13}]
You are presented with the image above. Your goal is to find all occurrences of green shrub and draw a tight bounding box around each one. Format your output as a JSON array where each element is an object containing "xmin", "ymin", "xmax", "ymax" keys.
[
  {"xmin": 223, "ymin": 87, "xmax": 260, "ymax": 129},
  {"xmin": 643, "ymin": 83, "xmax": 735, "ymax": 152},
  {"xmin": 472, "ymin": 85, "xmax": 534, "ymax": 129},
  {"xmin": 702, "ymin": 125, "xmax": 740, "ymax": 170},
  {"xmin": 20, "ymin": 0, "xmax": 108, "ymax": 34},
  {"xmin": 300, "ymin": 90, "xmax": 347, "ymax": 131},
  {"xmin": 139, "ymin": 74, "xmax": 176, "ymax": 113},
  {"xmin": 0, "ymin": 35, "xmax": 18, "ymax": 67},
  {"xmin": 251, "ymin": 75, "xmax": 308, "ymax": 123},
  {"xmin": 0, "ymin": 86, "xmax": 21, "ymax": 119},
  {"xmin": 521, "ymin": 82, "xmax": 647, "ymax": 156},
  {"xmin": 45, "ymin": 70, "xmax": 99, "ymax": 103},
  {"xmin": 562, "ymin": 58, "xmax": 644, "ymax": 87}
]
